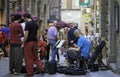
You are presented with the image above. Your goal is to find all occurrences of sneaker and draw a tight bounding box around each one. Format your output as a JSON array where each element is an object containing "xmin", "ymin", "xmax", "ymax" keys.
[
  {"xmin": 14, "ymin": 72, "xmax": 20, "ymax": 75},
  {"xmin": 102, "ymin": 59, "xmax": 107, "ymax": 66},
  {"xmin": 9, "ymin": 71, "xmax": 14, "ymax": 74},
  {"xmin": 25, "ymin": 74, "xmax": 33, "ymax": 76}
]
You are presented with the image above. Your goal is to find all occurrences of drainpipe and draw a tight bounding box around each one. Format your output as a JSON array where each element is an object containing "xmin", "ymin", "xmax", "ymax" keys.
[
  {"xmin": 59, "ymin": 0, "xmax": 61, "ymax": 20},
  {"xmin": 37, "ymin": 0, "xmax": 41, "ymax": 25},
  {"xmin": 93, "ymin": 0, "xmax": 97, "ymax": 35},
  {"xmin": 6, "ymin": 0, "xmax": 9, "ymax": 26}
]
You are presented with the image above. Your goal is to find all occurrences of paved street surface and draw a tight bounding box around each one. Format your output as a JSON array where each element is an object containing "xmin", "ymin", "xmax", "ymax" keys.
[{"xmin": 0, "ymin": 54, "xmax": 120, "ymax": 77}]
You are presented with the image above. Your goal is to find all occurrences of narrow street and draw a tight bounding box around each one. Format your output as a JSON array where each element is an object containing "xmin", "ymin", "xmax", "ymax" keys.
[
  {"xmin": 0, "ymin": 55, "xmax": 120, "ymax": 77},
  {"xmin": 0, "ymin": 0, "xmax": 120, "ymax": 77}
]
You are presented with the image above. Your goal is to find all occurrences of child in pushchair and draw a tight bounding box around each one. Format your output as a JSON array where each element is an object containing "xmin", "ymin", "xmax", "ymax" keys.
[{"xmin": 38, "ymin": 39, "xmax": 47, "ymax": 60}]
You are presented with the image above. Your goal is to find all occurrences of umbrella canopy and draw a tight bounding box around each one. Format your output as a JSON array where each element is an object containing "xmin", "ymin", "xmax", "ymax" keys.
[
  {"xmin": 14, "ymin": 11, "xmax": 25, "ymax": 16},
  {"xmin": 31, "ymin": 15, "xmax": 38, "ymax": 22},
  {"xmin": 11, "ymin": 12, "xmax": 38, "ymax": 21},
  {"xmin": 57, "ymin": 21, "xmax": 68, "ymax": 27}
]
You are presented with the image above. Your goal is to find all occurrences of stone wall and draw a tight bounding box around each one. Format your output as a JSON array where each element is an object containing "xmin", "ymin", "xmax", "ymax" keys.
[{"xmin": 108, "ymin": 0, "xmax": 120, "ymax": 74}]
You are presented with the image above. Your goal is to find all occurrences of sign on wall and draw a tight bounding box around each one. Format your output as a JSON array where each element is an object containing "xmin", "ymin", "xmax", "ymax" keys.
[{"xmin": 79, "ymin": 0, "xmax": 90, "ymax": 7}]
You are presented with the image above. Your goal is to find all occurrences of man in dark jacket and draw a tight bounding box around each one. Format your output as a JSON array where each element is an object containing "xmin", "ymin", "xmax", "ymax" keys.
[{"xmin": 67, "ymin": 23, "xmax": 78, "ymax": 46}]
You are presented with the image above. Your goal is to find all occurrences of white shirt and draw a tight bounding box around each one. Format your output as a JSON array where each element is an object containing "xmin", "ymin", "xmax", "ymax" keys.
[{"xmin": 20, "ymin": 22, "xmax": 25, "ymax": 42}]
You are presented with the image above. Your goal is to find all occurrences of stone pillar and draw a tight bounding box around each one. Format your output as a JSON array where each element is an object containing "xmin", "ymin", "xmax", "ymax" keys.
[
  {"xmin": 116, "ymin": 0, "xmax": 120, "ymax": 73},
  {"xmin": 21, "ymin": 0, "xmax": 24, "ymax": 11},
  {"xmin": 6, "ymin": 0, "xmax": 9, "ymax": 26},
  {"xmin": 108, "ymin": 0, "xmax": 116, "ymax": 63},
  {"xmin": 108, "ymin": 0, "xmax": 120, "ymax": 74},
  {"xmin": 100, "ymin": 0, "xmax": 108, "ymax": 38}
]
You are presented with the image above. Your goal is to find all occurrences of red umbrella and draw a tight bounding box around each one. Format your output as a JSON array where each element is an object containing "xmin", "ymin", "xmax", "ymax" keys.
[
  {"xmin": 57, "ymin": 21, "xmax": 68, "ymax": 27},
  {"xmin": 14, "ymin": 11, "xmax": 25, "ymax": 16},
  {"xmin": 12, "ymin": 12, "xmax": 38, "ymax": 21},
  {"xmin": 31, "ymin": 15, "xmax": 38, "ymax": 22}
]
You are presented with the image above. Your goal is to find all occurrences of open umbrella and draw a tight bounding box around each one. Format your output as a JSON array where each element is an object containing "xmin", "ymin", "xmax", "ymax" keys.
[
  {"xmin": 12, "ymin": 12, "xmax": 38, "ymax": 22},
  {"xmin": 57, "ymin": 21, "xmax": 68, "ymax": 27},
  {"xmin": 14, "ymin": 11, "xmax": 25, "ymax": 16},
  {"xmin": 31, "ymin": 15, "xmax": 38, "ymax": 22}
]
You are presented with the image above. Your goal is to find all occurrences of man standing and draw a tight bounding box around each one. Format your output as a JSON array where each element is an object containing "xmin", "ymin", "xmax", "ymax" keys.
[
  {"xmin": 22, "ymin": 13, "xmax": 44, "ymax": 76},
  {"xmin": 48, "ymin": 21, "xmax": 58, "ymax": 61},
  {"xmin": 67, "ymin": 23, "xmax": 78, "ymax": 47}
]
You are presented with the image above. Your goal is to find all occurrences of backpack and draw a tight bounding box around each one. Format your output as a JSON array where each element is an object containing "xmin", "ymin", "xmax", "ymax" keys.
[
  {"xmin": 47, "ymin": 60, "xmax": 57, "ymax": 74},
  {"xmin": 0, "ymin": 32, "xmax": 6, "ymax": 43}
]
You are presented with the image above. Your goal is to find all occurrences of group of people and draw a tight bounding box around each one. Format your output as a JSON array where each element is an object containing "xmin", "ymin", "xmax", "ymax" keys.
[
  {"xmin": 8, "ymin": 13, "xmax": 44, "ymax": 76},
  {"xmin": 0, "ymin": 13, "xmax": 108, "ymax": 76},
  {"xmin": 45, "ymin": 22, "xmax": 91, "ymax": 67},
  {"xmin": 46, "ymin": 21, "xmax": 108, "ymax": 69}
]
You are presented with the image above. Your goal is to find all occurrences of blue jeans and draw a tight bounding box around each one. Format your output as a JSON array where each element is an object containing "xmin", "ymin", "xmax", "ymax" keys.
[
  {"xmin": 0, "ymin": 43, "xmax": 8, "ymax": 57},
  {"xmin": 49, "ymin": 40, "xmax": 57, "ymax": 61}
]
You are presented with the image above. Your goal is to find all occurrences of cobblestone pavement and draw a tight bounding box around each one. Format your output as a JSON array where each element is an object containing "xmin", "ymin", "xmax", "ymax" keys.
[{"xmin": 0, "ymin": 55, "xmax": 120, "ymax": 77}]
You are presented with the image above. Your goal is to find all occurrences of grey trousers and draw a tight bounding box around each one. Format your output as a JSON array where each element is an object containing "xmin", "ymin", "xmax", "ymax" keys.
[
  {"xmin": 67, "ymin": 49, "xmax": 79, "ymax": 64},
  {"xmin": 9, "ymin": 47, "xmax": 23, "ymax": 73}
]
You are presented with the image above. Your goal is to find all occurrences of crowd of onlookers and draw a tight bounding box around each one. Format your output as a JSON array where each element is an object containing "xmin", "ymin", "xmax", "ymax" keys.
[
  {"xmin": 38, "ymin": 19, "xmax": 108, "ymax": 70},
  {"xmin": 0, "ymin": 13, "xmax": 108, "ymax": 76}
]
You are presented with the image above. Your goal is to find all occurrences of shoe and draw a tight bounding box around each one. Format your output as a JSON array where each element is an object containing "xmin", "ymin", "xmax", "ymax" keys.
[
  {"xmin": 34, "ymin": 71, "xmax": 40, "ymax": 74},
  {"xmin": 9, "ymin": 71, "xmax": 14, "ymax": 74},
  {"xmin": 25, "ymin": 74, "xmax": 33, "ymax": 76},
  {"xmin": 102, "ymin": 59, "xmax": 107, "ymax": 66},
  {"xmin": 14, "ymin": 72, "xmax": 20, "ymax": 75}
]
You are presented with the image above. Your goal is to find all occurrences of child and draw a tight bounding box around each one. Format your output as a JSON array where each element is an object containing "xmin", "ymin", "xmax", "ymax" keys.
[{"xmin": 38, "ymin": 39, "xmax": 47, "ymax": 60}]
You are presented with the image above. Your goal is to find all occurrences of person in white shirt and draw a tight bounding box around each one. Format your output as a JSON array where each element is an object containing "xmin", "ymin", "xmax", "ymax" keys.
[{"xmin": 84, "ymin": 32, "xmax": 91, "ymax": 42}]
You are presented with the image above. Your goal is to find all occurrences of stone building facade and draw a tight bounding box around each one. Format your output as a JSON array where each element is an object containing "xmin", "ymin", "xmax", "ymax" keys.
[
  {"xmin": 0, "ymin": 0, "xmax": 6, "ymax": 25},
  {"xmin": 9, "ymin": 0, "xmax": 38, "ymax": 22},
  {"xmin": 108, "ymin": 0, "xmax": 120, "ymax": 74},
  {"xmin": 9, "ymin": 0, "xmax": 61, "ymax": 29},
  {"xmin": 100, "ymin": 0, "xmax": 120, "ymax": 74}
]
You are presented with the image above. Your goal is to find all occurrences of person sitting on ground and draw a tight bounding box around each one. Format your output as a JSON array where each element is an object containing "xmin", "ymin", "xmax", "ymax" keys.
[{"xmin": 67, "ymin": 29, "xmax": 91, "ymax": 67}]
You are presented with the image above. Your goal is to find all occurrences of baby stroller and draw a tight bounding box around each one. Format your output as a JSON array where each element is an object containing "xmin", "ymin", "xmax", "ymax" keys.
[{"xmin": 38, "ymin": 40, "xmax": 47, "ymax": 60}]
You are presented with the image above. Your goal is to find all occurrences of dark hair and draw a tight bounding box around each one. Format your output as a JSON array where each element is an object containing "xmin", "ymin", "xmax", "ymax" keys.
[
  {"xmin": 1, "ymin": 24, "xmax": 6, "ymax": 27},
  {"xmin": 14, "ymin": 14, "xmax": 21, "ymax": 21},
  {"xmin": 19, "ymin": 18, "xmax": 25, "ymax": 23},
  {"xmin": 45, "ymin": 29, "xmax": 48, "ymax": 32},
  {"xmin": 23, "ymin": 13, "xmax": 31, "ymax": 18}
]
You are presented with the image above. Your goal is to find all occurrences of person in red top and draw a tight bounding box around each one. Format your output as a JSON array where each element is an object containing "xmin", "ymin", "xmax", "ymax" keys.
[
  {"xmin": 38, "ymin": 39, "xmax": 47, "ymax": 59},
  {"xmin": 9, "ymin": 14, "xmax": 24, "ymax": 75},
  {"xmin": 0, "ymin": 31, "xmax": 6, "ymax": 43},
  {"xmin": 0, "ymin": 30, "xmax": 7, "ymax": 57}
]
